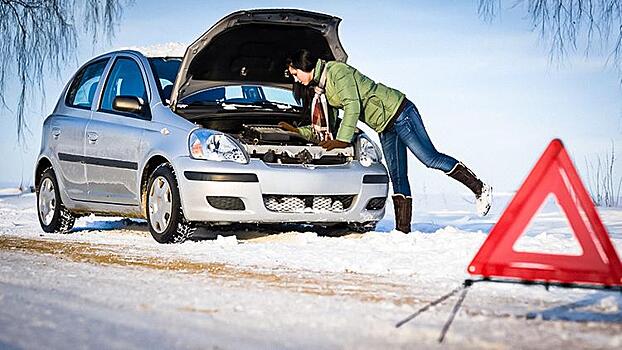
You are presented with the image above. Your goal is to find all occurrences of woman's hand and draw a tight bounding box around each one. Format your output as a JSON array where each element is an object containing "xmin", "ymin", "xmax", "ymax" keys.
[
  {"xmin": 278, "ymin": 121, "xmax": 298, "ymax": 133},
  {"xmin": 319, "ymin": 139, "xmax": 350, "ymax": 151}
]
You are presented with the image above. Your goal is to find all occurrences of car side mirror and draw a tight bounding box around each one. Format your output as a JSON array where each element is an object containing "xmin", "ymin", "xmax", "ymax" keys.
[{"xmin": 113, "ymin": 96, "xmax": 145, "ymax": 114}]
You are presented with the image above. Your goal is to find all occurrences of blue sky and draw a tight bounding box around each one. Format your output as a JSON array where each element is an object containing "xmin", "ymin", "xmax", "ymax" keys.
[{"xmin": 0, "ymin": 0, "xmax": 620, "ymax": 195}]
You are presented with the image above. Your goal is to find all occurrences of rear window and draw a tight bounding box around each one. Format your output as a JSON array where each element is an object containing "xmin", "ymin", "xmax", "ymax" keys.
[
  {"xmin": 65, "ymin": 58, "xmax": 109, "ymax": 109},
  {"xmin": 149, "ymin": 57, "xmax": 182, "ymax": 104}
]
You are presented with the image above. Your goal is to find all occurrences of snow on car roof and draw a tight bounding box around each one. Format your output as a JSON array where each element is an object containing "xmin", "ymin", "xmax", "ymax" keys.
[{"xmin": 116, "ymin": 42, "xmax": 186, "ymax": 58}]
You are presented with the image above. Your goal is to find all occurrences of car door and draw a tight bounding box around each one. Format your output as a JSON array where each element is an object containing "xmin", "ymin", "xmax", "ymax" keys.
[
  {"xmin": 84, "ymin": 55, "xmax": 149, "ymax": 205},
  {"xmin": 52, "ymin": 58, "xmax": 109, "ymax": 201}
]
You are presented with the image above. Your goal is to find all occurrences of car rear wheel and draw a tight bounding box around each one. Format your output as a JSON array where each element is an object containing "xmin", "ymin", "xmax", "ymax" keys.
[
  {"xmin": 146, "ymin": 164, "xmax": 195, "ymax": 243},
  {"xmin": 37, "ymin": 167, "xmax": 76, "ymax": 233}
]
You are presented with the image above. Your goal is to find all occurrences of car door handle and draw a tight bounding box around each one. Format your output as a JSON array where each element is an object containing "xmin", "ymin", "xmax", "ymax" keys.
[
  {"xmin": 51, "ymin": 127, "xmax": 61, "ymax": 139},
  {"xmin": 87, "ymin": 132, "xmax": 99, "ymax": 144}
]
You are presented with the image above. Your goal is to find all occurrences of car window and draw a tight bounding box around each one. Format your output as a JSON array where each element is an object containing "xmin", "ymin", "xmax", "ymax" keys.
[
  {"xmin": 65, "ymin": 58, "xmax": 109, "ymax": 109},
  {"xmin": 100, "ymin": 57, "xmax": 148, "ymax": 114},
  {"xmin": 148, "ymin": 57, "xmax": 181, "ymax": 104}
]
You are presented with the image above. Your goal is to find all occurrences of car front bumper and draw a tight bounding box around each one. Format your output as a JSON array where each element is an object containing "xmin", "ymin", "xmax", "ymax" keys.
[{"xmin": 173, "ymin": 156, "xmax": 389, "ymax": 223}]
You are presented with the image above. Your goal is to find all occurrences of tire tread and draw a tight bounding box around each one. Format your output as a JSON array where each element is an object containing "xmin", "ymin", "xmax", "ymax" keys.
[{"xmin": 37, "ymin": 167, "xmax": 76, "ymax": 234}]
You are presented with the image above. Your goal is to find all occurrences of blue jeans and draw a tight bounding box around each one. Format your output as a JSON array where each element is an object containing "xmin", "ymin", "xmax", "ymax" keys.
[{"xmin": 379, "ymin": 100, "xmax": 459, "ymax": 196}]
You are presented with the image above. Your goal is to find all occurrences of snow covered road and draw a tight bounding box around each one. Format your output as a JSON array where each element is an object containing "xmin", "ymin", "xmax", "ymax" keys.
[{"xmin": 1, "ymin": 193, "xmax": 622, "ymax": 349}]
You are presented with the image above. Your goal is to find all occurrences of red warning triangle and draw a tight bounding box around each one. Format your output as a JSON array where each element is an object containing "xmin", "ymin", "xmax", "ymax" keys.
[{"xmin": 468, "ymin": 139, "xmax": 622, "ymax": 286}]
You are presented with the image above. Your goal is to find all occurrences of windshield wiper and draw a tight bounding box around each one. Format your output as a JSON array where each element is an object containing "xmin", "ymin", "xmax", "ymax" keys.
[
  {"xmin": 220, "ymin": 102, "xmax": 265, "ymax": 110},
  {"xmin": 176, "ymin": 101, "xmax": 220, "ymax": 109},
  {"xmin": 218, "ymin": 100, "xmax": 300, "ymax": 111},
  {"xmin": 255, "ymin": 100, "xmax": 300, "ymax": 111},
  {"xmin": 179, "ymin": 99, "xmax": 301, "ymax": 111}
]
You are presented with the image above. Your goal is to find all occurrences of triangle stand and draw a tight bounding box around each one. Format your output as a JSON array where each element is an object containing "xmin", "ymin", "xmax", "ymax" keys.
[{"xmin": 395, "ymin": 278, "xmax": 622, "ymax": 344}]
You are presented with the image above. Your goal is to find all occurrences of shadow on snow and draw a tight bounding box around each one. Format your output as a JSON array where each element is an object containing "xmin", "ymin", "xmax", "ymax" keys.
[{"xmin": 526, "ymin": 292, "xmax": 622, "ymax": 323}]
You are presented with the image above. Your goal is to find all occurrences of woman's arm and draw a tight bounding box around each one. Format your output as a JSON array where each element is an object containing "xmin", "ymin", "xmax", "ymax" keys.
[
  {"xmin": 331, "ymin": 64, "xmax": 361, "ymax": 143},
  {"xmin": 278, "ymin": 121, "xmax": 314, "ymax": 141}
]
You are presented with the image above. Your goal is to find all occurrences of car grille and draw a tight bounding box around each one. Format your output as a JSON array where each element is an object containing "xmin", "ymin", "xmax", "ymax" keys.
[{"xmin": 263, "ymin": 195, "xmax": 355, "ymax": 213}]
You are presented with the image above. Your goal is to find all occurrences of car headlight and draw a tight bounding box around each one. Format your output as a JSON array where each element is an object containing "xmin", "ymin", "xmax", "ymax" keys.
[
  {"xmin": 357, "ymin": 134, "xmax": 382, "ymax": 167},
  {"xmin": 188, "ymin": 129, "xmax": 249, "ymax": 164}
]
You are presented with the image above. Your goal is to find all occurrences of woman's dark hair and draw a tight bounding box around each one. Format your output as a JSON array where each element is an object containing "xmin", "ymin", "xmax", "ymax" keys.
[
  {"xmin": 286, "ymin": 49, "xmax": 318, "ymax": 117},
  {"xmin": 287, "ymin": 49, "xmax": 317, "ymax": 72}
]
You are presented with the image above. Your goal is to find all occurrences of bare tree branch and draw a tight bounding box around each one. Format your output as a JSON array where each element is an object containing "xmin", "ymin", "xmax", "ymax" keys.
[
  {"xmin": 0, "ymin": 0, "xmax": 129, "ymax": 143},
  {"xmin": 479, "ymin": 0, "xmax": 622, "ymax": 78},
  {"xmin": 478, "ymin": 0, "xmax": 501, "ymax": 22},
  {"xmin": 584, "ymin": 140, "xmax": 621, "ymax": 207}
]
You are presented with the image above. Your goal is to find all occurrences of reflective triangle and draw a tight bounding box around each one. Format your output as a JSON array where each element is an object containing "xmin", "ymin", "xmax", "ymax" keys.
[{"xmin": 468, "ymin": 139, "xmax": 622, "ymax": 286}]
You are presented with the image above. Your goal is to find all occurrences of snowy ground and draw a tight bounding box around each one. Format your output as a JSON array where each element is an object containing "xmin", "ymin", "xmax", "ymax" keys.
[{"xmin": 1, "ymin": 191, "xmax": 622, "ymax": 349}]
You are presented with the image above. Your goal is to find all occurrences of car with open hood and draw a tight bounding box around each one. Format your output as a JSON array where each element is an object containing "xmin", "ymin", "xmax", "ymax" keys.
[{"xmin": 35, "ymin": 9, "xmax": 389, "ymax": 243}]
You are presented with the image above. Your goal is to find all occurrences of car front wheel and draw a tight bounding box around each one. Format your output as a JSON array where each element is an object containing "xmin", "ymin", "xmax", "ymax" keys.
[
  {"xmin": 146, "ymin": 164, "xmax": 195, "ymax": 243},
  {"xmin": 37, "ymin": 167, "xmax": 76, "ymax": 233}
]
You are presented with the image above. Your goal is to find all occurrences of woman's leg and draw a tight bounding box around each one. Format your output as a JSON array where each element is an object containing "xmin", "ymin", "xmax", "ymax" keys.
[
  {"xmin": 380, "ymin": 125, "xmax": 412, "ymax": 233},
  {"xmin": 392, "ymin": 102, "xmax": 458, "ymax": 173},
  {"xmin": 379, "ymin": 124, "xmax": 411, "ymax": 197}
]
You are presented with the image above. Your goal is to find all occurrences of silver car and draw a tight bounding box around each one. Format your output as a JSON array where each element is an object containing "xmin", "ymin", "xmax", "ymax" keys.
[{"xmin": 35, "ymin": 9, "xmax": 389, "ymax": 243}]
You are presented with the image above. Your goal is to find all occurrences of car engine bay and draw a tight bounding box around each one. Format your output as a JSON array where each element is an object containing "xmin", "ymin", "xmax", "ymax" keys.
[
  {"xmin": 237, "ymin": 124, "xmax": 354, "ymax": 165},
  {"xmin": 179, "ymin": 109, "xmax": 355, "ymax": 165}
]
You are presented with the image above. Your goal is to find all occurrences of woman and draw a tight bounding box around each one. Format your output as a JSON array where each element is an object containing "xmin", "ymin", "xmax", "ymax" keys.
[{"xmin": 280, "ymin": 49, "xmax": 492, "ymax": 233}]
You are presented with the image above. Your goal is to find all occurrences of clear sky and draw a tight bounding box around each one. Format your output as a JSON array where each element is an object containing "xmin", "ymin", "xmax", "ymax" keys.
[{"xmin": 0, "ymin": 0, "xmax": 620, "ymax": 195}]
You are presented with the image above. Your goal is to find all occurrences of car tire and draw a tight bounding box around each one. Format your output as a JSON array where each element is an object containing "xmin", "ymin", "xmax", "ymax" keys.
[
  {"xmin": 37, "ymin": 167, "xmax": 76, "ymax": 233},
  {"xmin": 146, "ymin": 163, "xmax": 195, "ymax": 243}
]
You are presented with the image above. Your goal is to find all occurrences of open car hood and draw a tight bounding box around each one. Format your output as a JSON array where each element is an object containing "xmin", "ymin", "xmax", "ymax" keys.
[{"xmin": 170, "ymin": 9, "xmax": 347, "ymax": 109}]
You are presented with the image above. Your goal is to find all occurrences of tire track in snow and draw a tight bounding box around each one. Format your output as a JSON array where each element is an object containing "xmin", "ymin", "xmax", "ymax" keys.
[{"xmin": 0, "ymin": 236, "xmax": 422, "ymax": 306}]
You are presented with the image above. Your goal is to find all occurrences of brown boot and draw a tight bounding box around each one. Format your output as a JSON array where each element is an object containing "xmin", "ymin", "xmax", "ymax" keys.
[
  {"xmin": 446, "ymin": 162, "xmax": 493, "ymax": 217},
  {"xmin": 446, "ymin": 162, "xmax": 483, "ymax": 195},
  {"xmin": 392, "ymin": 194, "xmax": 412, "ymax": 233}
]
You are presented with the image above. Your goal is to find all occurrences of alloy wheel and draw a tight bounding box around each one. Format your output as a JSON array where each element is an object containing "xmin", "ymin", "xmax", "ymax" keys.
[
  {"xmin": 148, "ymin": 176, "xmax": 173, "ymax": 233},
  {"xmin": 38, "ymin": 177, "xmax": 56, "ymax": 226}
]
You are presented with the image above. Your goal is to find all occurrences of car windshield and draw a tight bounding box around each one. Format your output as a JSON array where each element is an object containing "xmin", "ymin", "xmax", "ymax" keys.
[
  {"xmin": 179, "ymin": 85, "xmax": 301, "ymax": 110},
  {"xmin": 149, "ymin": 57, "xmax": 182, "ymax": 104}
]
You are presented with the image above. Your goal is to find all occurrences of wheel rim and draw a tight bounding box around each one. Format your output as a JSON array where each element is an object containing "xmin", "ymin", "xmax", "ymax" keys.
[
  {"xmin": 148, "ymin": 176, "xmax": 173, "ymax": 234},
  {"xmin": 38, "ymin": 178, "xmax": 56, "ymax": 226}
]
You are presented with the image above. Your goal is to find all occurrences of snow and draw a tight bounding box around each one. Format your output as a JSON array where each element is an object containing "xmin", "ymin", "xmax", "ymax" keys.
[
  {"xmin": 1, "ymin": 191, "xmax": 622, "ymax": 349},
  {"xmin": 0, "ymin": 187, "xmax": 22, "ymax": 197},
  {"xmin": 117, "ymin": 42, "xmax": 187, "ymax": 57}
]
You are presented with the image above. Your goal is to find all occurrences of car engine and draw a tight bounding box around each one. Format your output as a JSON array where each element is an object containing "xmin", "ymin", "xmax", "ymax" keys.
[{"xmin": 236, "ymin": 124, "xmax": 353, "ymax": 165}]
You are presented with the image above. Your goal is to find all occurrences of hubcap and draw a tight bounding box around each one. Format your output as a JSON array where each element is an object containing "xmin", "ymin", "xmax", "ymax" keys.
[
  {"xmin": 38, "ymin": 178, "xmax": 56, "ymax": 226},
  {"xmin": 148, "ymin": 176, "xmax": 173, "ymax": 233}
]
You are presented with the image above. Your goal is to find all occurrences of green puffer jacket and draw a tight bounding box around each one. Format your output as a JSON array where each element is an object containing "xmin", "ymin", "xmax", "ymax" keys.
[{"xmin": 297, "ymin": 59, "xmax": 405, "ymax": 143}]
